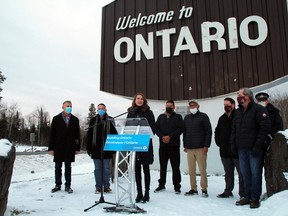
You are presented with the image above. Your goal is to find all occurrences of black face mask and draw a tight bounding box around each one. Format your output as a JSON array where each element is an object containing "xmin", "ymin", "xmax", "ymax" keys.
[
  {"xmin": 237, "ymin": 96, "xmax": 246, "ymax": 105},
  {"xmin": 165, "ymin": 107, "xmax": 173, "ymax": 114},
  {"xmin": 224, "ymin": 106, "xmax": 232, "ymax": 113}
]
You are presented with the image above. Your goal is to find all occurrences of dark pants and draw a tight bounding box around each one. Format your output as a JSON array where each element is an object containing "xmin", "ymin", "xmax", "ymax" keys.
[
  {"xmin": 158, "ymin": 147, "xmax": 181, "ymax": 190},
  {"xmin": 221, "ymin": 157, "xmax": 244, "ymax": 197},
  {"xmin": 55, "ymin": 162, "xmax": 71, "ymax": 188},
  {"xmin": 135, "ymin": 161, "xmax": 150, "ymax": 193},
  {"xmin": 238, "ymin": 149, "xmax": 264, "ymax": 201}
]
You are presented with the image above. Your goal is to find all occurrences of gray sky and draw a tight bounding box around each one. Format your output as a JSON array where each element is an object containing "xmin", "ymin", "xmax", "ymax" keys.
[{"xmin": 0, "ymin": 0, "xmax": 131, "ymax": 119}]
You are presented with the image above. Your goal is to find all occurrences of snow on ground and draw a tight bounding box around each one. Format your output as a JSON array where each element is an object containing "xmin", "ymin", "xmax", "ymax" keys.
[{"xmin": 4, "ymin": 149, "xmax": 288, "ymax": 216}]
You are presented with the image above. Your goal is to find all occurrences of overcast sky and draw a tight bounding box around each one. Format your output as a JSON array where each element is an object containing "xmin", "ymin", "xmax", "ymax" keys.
[{"xmin": 0, "ymin": 0, "xmax": 132, "ymax": 120}]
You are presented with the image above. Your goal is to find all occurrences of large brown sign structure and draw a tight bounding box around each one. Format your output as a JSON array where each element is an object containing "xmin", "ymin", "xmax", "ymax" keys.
[{"xmin": 100, "ymin": 0, "xmax": 288, "ymax": 100}]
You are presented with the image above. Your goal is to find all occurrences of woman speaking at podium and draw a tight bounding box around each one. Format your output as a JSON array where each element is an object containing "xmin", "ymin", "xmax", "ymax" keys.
[{"xmin": 127, "ymin": 93, "xmax": 156, "ymax": 203}]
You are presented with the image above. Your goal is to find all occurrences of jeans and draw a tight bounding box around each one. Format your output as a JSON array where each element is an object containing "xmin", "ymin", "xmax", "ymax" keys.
[
  {"xmin": 93, "ymin": 159, "xmax": 111, "ymax": 189},
  {"xmin": 55, "ymin": 162, "xmax": 71, "ymax": 188},
  {"xmin": 158, "ymin": 147, "xmax": 181, "ymax": 189},
  {"xmin": 238, "ymin": 149, "xmax": 264, "ymax": 201}
]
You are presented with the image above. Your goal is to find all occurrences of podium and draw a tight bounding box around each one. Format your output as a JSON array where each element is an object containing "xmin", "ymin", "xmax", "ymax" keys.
[{"xmin": 103, "ymin": 118, "xmax": 153, "ymax": 213}]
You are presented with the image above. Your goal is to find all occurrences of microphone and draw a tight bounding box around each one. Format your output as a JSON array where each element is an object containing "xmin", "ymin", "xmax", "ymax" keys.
[
  {"xmin": 110, "ymin": 111, "xmax": 128, "ymax": 119},
  {"xmin": 85, "ymin": 111, "xmax": 129, "ymax": 130}
]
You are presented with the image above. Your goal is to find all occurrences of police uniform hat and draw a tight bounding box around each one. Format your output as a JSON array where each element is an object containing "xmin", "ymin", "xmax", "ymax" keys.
[{"xmin": 255, "ymin": 92, "xmax": 269, "ymax": 101}]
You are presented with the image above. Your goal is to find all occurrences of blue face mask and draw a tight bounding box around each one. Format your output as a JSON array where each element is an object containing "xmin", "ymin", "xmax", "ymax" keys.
[
  {"xmin": 65, "ymin": 107, "xmax": 72, "ymax": 114},
  {"xmin": 98, "ymin": 109, "xmax": 106, "ymax": 116}
]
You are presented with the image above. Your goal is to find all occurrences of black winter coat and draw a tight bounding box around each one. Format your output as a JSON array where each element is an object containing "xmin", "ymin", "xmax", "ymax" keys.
[
  {"xmin": 183, "ymin": 111, "xmax": 212, "ymax": 149},
  {"xmin": 215, "ymin": 110, "xmax": 237, "ymax": 158},
  {"xmin": 266, "ymin": 103, "xmax": 283, "ymax": 137},
  {"xmin": 86, "ymin": 114, "xmax": 118, "ymax": 159},
  {"xmin": 230, "ymin": 102, "xmax": 271, "ymax": 151},
  {"xmin": 49, "ymin": 113, "xmax": 80, "ymax": 163},
  {"xmin": 127, "ymin": 107, "xmax": 156, "ymax": 165},
  {"xmin": 156, "ymin": 112, "xmax": 183, "ymax": 148}
]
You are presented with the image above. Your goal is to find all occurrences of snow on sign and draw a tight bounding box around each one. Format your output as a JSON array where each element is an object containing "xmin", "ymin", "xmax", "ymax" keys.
[
  {"xmin": 0, "ymin": 139, "xmax": 12, "ymax": 157},
  {"xmin": 104, "ymin": 134, "xmax": 150, "ymax": 152}
]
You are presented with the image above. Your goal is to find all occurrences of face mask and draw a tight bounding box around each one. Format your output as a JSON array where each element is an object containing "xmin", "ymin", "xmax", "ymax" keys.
[
  {"xmin": 237, "ymin": 96, "xmax": 246, "ymax": 105},
  {"xmin": 224, "ymin": 106, "xmax": 232, "ymax": 113},
  {"xmin": 98, "ymin": 109, "xmax": 106, "ymax": 116},
  {"xmin": 165, "ymin": 107, "xmax": 173, "ymax": 114},
  {"xmin": 190, "ymin": 108, "xmax": 198, "ymax": 114},
  {"xmin": 258, "ymin": 101, "xmax": 266, "ymax": 107},
  {"xmin": 65, "ymin": 107, "xmax": 72, "ymax": 114}
]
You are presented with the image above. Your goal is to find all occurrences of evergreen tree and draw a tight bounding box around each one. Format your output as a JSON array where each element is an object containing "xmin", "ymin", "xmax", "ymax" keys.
[
  {"xmin": 9, "ymin": 111, "xmax": 21, "ymax": 142},
  {"xmin": 0, "ymin": 112, "xmax": 8, "ymax": 138},
  {"xmin": 86, "ymin": 103, "xmax": 96, "ymax": 125},
  {"xmin": 0, "ymin": 70, "xmax": 6, "ymax": 98},
  {"xmin": 33, "ymin": 106, "xmax": 50, "ymax": 146},
  {"xmin": 82, "ymin": 103, "xmax": 96, "ymax": 150}
]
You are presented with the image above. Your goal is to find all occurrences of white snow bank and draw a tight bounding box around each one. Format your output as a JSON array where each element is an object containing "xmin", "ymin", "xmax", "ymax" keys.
[
  {"xmin": 0, "ymin": 139, "xmax": 13, "ymax": 157},
  {"xmin": 279, "ymin": 129, "xmax": 288, "ymax": 144}
]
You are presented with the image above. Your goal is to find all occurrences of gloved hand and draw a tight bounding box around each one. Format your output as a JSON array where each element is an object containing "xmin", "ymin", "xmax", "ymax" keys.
[
  {"xmin": 251, "ymin": 148, "xmax": 262, "ymax": 157},
  {"xmin": 231, "ymin": 144, "xmax": 237, "ymax": 155},
  {"xmin": 87, "ymin": 151, "xmax": 91, "ymax": 157}
]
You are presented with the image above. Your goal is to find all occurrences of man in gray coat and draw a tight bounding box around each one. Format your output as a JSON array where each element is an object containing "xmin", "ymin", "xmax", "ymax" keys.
[{"xmin": 49, "ymin": 100, "xmax": 80, "ymax": 194}]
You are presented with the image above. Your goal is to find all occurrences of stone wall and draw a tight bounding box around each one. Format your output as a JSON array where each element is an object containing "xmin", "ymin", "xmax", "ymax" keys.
[
  {"xmin": 0, "ymin": 145, "xmax": 16, "ymax": 216},
  {"xmin": 264, "ymin": 132, "xmax": 288, "ymax": 197}
]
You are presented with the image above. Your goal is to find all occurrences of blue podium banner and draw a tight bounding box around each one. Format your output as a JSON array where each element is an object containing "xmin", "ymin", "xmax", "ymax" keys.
[{"xmin": 104, "ymin": 134, "xmax": 150, "ymax": 152}]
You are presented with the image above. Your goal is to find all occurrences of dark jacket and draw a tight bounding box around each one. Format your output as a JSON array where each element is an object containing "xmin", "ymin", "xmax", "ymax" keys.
[
  {"xmin": 156, "ymin": 112, "xmax": 183, "ymax": 148},
  {"xmin": 183, "ymin": 111, "xmax": 212, "ymax": 149},
  {"xmin": 215, "ymin": 109, "xmax": 237, "ymax": 158},
  {"xmin": 49, "ymin": 113, "xmax": 80, "ymax": 163},
  {"xmin": 86, "ymin": 114, "xmax": 117, "ymax": 159},
  {"xmin": 230, "ymin": 101, "xmax": 271, "ymax": 151},
  {"xmin": 266, "ymin": 103, "xmax": 283, "ymax": 137},
  {"xmin": 127, "ymin": 107, "xmax": 156, "ymax": 165}
]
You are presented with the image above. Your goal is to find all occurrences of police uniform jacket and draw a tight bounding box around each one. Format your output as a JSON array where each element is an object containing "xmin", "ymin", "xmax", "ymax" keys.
[{"xmin": 266, "ymin": 103, "xmax": 283, "ymax": 137}]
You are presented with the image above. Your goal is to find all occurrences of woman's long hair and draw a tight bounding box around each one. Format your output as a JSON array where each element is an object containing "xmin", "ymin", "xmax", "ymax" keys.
[{"xmin": 128, "ymin": 92, "xmax": 150, "ymax": 112}]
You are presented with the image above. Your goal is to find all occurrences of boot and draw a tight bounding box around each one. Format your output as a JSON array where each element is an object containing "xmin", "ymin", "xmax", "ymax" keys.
[
  {"xmin": 142, "ymin": 190, "xmax": 150, "ymax": 202},
  {"xmin": 135, "ymin": 191, "xmax": 143, "ymax": 203}
]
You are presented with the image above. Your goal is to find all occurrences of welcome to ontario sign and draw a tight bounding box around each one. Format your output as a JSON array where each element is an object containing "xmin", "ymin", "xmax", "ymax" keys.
[{"xmin": 100, "ymin": 0, "xmax": 288, "ymax": 101}]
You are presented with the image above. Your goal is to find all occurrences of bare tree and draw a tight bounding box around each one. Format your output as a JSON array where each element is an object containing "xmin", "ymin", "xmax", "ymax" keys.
[
  {"xmin": 269, "ymin": 92, "xmax": 288, "ymax": 130},
  {"xmin": 32, "ymin": 106, "xmax": 50, "ymax": 146}
]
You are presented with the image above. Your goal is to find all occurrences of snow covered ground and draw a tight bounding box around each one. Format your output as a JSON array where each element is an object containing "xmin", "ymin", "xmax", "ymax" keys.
[{"xmin": 3, "ymin": 144, "xmax": 288, "ymax": 216}]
